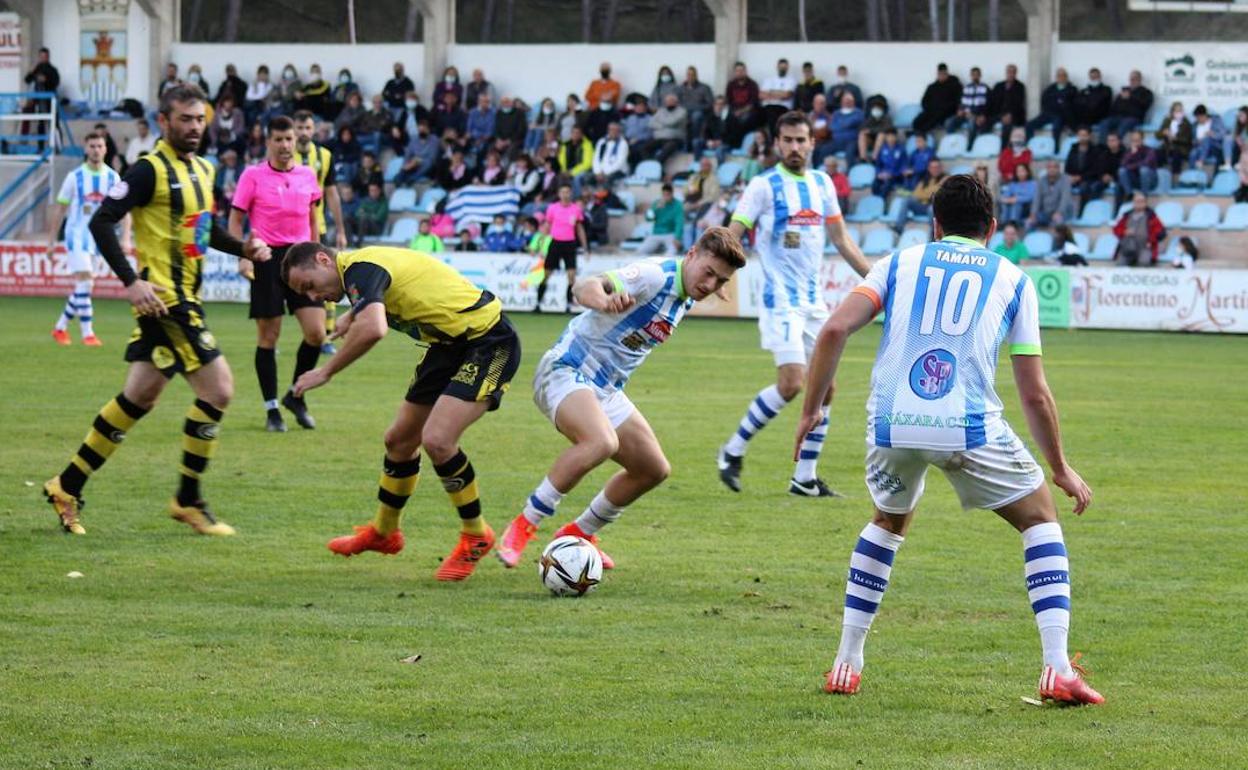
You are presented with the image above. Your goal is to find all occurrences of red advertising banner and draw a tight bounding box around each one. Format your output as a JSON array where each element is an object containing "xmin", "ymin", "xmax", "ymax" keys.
[{"xmin": 0, "ymin": 241, "xmax": 133, "ymax": 299}]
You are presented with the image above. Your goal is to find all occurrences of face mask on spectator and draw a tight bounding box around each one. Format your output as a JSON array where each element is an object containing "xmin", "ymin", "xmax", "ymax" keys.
[
  {"xmin": 666, "ymin": 104, "xmax": 676, "ymax": 111},
  {"xmin": 1089, "ymin": 79, "xmax": 1101, "ymax": 87},
  {"xmin": 837, "ymin": 75, "xmax": 847, "ymax": 84},
  {"xmin": 190, "ymin": 73, "xmax": 201, "ymax": 83},
  {"xmin": 660, "ymin": 74, "xmax": 672, "ymax": 83},
  {"xmin": 310, "ymin": 70, "xmax": 322, "ymax": 81},
  {"xmin": 601, "ymin": 102, "xmax": 613, "ymax": 111},
  {"xmin": 600, "ymin": 68, "xmax": 611, "ymax": 79},
  {"xmin": 340, "ymin": 74, "xmax": 350, "ymax": 85},
  {"xmin": 840, "ymin": 106, "xmax": 854, "ymax": 114},
  {"xmin": 870, "ymin": 107, "xmax": 883, "ymax": 119},
  {"xmin": 1173, "ymin": 109, "xmax": 1184, "ymax": 119},
  {"xmin": 542, "ymin": 105, "xmax": 554, "ymax": 114},
  {"xmin": 1012, "ymin": 139, "xmax": 1025, "ymax": 148},
  {"xmin": 284, "ymin": 69, "xmax": 295, "ymax": 79},
  {"xmin": 405, "ymin": 99, "xmax": 417, "ymax": 109},
  {"xmin": 501, "ymin": 106, "xmax": 513, "ymax": 113},
  {"xmin": 445, "ymin": 75, "xmax": 456, "ymax": 84}
]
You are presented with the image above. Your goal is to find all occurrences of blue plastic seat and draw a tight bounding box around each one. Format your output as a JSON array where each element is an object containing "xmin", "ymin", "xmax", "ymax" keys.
[
  {"xmin": 1027, "ymin": 136, "xmax": 1055, "ymax": 159},
  {"xmin": 845, "ymin": 195, "xmax": 885, "ymax": 223},
  {"xmin": 848, "ymin": 163, "xmax": 875, "ymax": 189},
  {"xmin": 384, "ymin": 217, "xmax": 419, "ymax": 243},
  {"xmin": 1023, "ymin": 231, "xmax": 1053, "ymax": 256},
  {"xmin": 1091, "ymin": 234, "xmax": 1118, "ymax": 260},
  {"xmin": 1071, "ymin": 199, "xmax": 1112, "ymax": 227},
  {"xmin": 894, "ymin": 103, "xmax": 921, "ymax": 130},
  {"xmin": 968, "ymin": 134, "xmax": 1001, "ymax": 158},
  {"xmin": 388, "ymin": 188, "xmax": 417, "ymax": 212},
  {"xmin": 1216, "ymin": 202, "xmax": 1248, "ymax": 231},
  {"xmin": 1182, "ymin": 202, "xmax": 1220, "ymax": 229},
  {"xmin": 861, "ymin": 228, "xmax": 897, "ymax": 256},
  {"xmin": 1154, "ymin": 201, "xmax": 1184, "ymax": 228}
]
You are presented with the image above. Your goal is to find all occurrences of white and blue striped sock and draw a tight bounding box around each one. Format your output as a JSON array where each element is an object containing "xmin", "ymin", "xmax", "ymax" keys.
[
  {"xmin": 724, "ymin": 385, "xmax": 790, "ymax": 456},
  {"xmin": 836, "ymin": 522, "xmax": 904, "ymax": 671},
  {"xmin": 1023, "ymin": 521, "xmax": 1072, "ymax": 674},
  {"xmin": 74, "ymin": 281, "xmax": 94, "ymax": 337},
  {"xmin": 574, "ymin": 490, "xmax": 624, "ymax": 535},
  {"xmin": 521, "ymin": 476, "xmax": 564, "ymax": 526},
  {"xmin": 793, "ymin": 407, "xmax": 830, "ymax": 482},
  {"xmin": 55, "ymin": 291, "xmax": 75, "ymax": 331}
]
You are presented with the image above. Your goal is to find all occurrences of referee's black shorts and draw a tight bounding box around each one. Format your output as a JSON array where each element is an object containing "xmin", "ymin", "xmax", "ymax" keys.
[
  {"xmin": 249, "ymin": 245, "xmax": 321, "ymax": 319},
  {"xmin": 543, "ymin": 239, "xmax": 579, "ymax": 272}
]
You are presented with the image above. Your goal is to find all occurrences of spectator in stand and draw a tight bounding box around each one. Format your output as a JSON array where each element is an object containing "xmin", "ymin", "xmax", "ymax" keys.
[
  {"xmin": 332, "ymin": 126, "xmax": 363, "ymax": 183},
  {"xmin": 339, "ymin": 184, "xmax": 359, "ymax": 229},
  {"xmin": 397, "ymin": 118, "xmax": 439, "ymax": 186},
  {"xmin": 558, "ymin": 94, "xmax": 587, "ymax": 142},
  {"xmin": 1100, "ymin": 131, "xmax": 1126, "ymax": 208},
  {"xmin": 827, "ymin": 64, "xmax": 863, "ymax": 109},
  {"xmin": 1051, "ymin": 223, "xmax": 1088, "ymax": 266},
  {"xmin": 559, "ymin": 125, "xmax": 594, "ymax": 191},
  {"xmin": 725, "ymin": 62, "xmax": 760, "ymax": 149},
  {"xmin": 359, "ymin": 94, "xmax": 393, "ymax": 153},
  {"xmin": 210, "ymin": 95, "xmax": 245, "ymax": 156},
  {"xmin": 1112, "ymin": 191, "xmax": 1165, "ymax": 266},
  {"xmin": 428, "ymin": 202, "xmax": 455, "ymax": 238},
  {"xmin": 535, "ymin": 127, "xmax": 560, "ymax": 165},
  {"xmin": 828, "ymin": 157, "xmax": 851, "ymax": 213},
  {"xmin": 334, "ymin": 91, "xmax": 366, "ymax": 134},
  {"xmin": 436, "ymin": 148, "xmax": 471, "ymax": 191},
  {"xmin": 1102, "ymin": 70, "xmax": 1153, "ymax": 140},
  {"xmin": 1155, "ymin": 101, "xmax": 1192, "ymax": 174},
  {"xmin": 584, "ymin": 93, "xmax": 620, "ymax": 144},
  {"xmin": 973, "ymin": 164, "xmax": 996, "ymax": 201},
  {"xmin": 215, "ymin": 64, "xmax": 247, "ymax": 108},
  {"xmin": 645, "ymin": 93, "xmax": 688, "ymax": 166},
  {"xmin": 703, "ymin": 96, "xmax": 730, "ymax": 162},
  {"xmin": 243, "ymin": 65, "xmax": 272, "ymax": 125},
  {"xmin": 536, "ymin": 156, "xmax": 562, "ymax": 204},
  {"xmin": 508, "ymin": 154, "xmax": 542, "ymax": 207},
  {"xmin": 466, "ymin": 93, "xmax": 497, "ymax": 164},
  {"xmin": 383, "ymin": 62, "xmax": 415, "ymax": 117},
  {"xmin": 858, "ymin": 94, "xmax": 893, "ymax": 162},
  {"xmin": 213, "ymin": 149, "xmax": 241, "ymax": 215},
  {"xmin": 585, "ymin": 190, "xmax": 612, "ymax": 247},
  {"xmin": 186, "ymin": 64, "xmax": 210, "ymax": 98},
  {"xmin": 1118, "ymin": 129, "xmax": 1158, "ymax": 202},
  {"xmin": 1075, "ymin": 68, "xmax": 1113, "ymax": 140},
  {"xmin": 1189, "ymin": 104, "xmax": 1226, "ymax": 172},
  {"xmin": 987, "ymin": 63, "xmax": 1027, "ymax": 143},
  {"xmin": 1065, "ymin": 126, "xmax": 1102, "ymax": 209},
  {"xmin": 456, "ymin": 227, "xmax": 480, "ymax": 251},
  {"xmin": 122, "ymin": 118, "xmax": 156, "ymax": 173},
  {"xmin": 297, "ymin": 64, "xmax": 330, "ymax": 118},
  {"xmin": 821, "ymin": 91, "xmax": 863, "ymax": 166},
  {"xmin": 465, "ymin": 69, "xmax": 496, "ymax": 112},
  {"xmin": 651, "ymin": 66, "xmax": 680, "ymax": 112},
  {"xmin": 638, "ymin": 183, "xmax": 683, "ymax": 255},
  {"xmin": 330, "ymin": 69, "xmax": 360, "ymax": 117},
  {"xmin": 1229, "ymin": 106, "xmax": 1247, "ymax": 167},
  {"xmin": 902, "ymin": 132, "xmax": 934, "ymax": 190},
  {"xmin": 685, "ymin": 156, "xmax": 720, "ymax": 207},
  {"xmin": 493, "ymin": 96, "xmax": 527, "ymax": 160},
  {"xmin": 353, "ymin": 182, "xmax": 388, "ymax": 247},
  {"xmin": 527, "ymin": 97, "xmax": 558, "ymax": 154},
  {"xmin": 872, "ymin": 128, "xmax": 906, "ymax": 198},
  {"xmin": 275, "ymin": 64, "xmax": 301, "ymax": 114},
  {"xmin": 678, "ymin": 66, "xmax": 714, "ymax": 149},
  {"xmin": 1237, "ymin": 145, "xmax": 1248, "ymax": 203},
  {"xmin": 1030, "ymin": 159, "xmax": 1074, "ymax": 228},
  {"xmin": 245, "ymin": 122, "xmax": 266, "ymax": 164},
  {"xmin": 586, "ymin": 61, "xmax": 623, "ymax": 110},
  {"xmin": 396, "ymin": 91, "xmax": 428, "ymax": 143},
  {"xmin": 409, "ymin": 217, "xmax": 445, "ymax": 253},
  {"xmin": 352, "ymin": 151, "xmax": 383, "ymax": 197},
  {"xmin": 475, "ymin": 150, "xmax": 506, "ymax": 185},
  {"xmin": 1026, "ymin": 68, "xmax": 1076, "ymax": 142},
  {"xmin": 433, "ymin": 66, "xmax": 463, "ymax": 111},
  {"xmin": 999, "ymin": 163, "xmax": 1036, "ymax": 223},
  {"xmin": 483, "ymin": 215, "xmax": 514, "ymax": 252},
  {"xmin": 913, "ymin": 63, "xmax": 962, "ymax": 134},
  {"xmin": 946, "ymin": 66, "xmax": 989, "ymax": 139},
  {"xmin": 588, "ymin": 121, "xmax": 629, "ymax": 192},
  {"xmin": 794, "ymin": 62, "xmax": 824, "ymax": 113},
  {"xmin": 1170, "ymin": 236, "xmax": 1198, "ymax": 269},
  {"xmin": 809, "ymin": 93, "xmax": 833, "ymax": 152},
  {"xmin": 998, "ymin": 127, "xmax": 1032, "ymax": 180},
  {"xmin": 623, "ymin": 98, "xmax": 654, "ymax": 162},
  {"xmin": 994, "ymin": 221, "xmax": 1029, "ymax": 265},
  {"xmin": 742, "ymin": 128, "xmax": 774, "ymax": 183},
  {"xmin": 894, "ymin": 158, "xmax": 946, "ymax": 232},
  {"xmin": 433, "ymin": 89, "xmax": 466, "ymax": 137},
  {"xmin": 158, "ymin": 62, "xmax": 180, "ymax": 98},
  {"xmin": 760, "ymin": 58, "xmax": 797, "ymax": 132}
]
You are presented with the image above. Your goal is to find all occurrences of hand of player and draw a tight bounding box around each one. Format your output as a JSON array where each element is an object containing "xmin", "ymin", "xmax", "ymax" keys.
[
  {"xmin": 238, "ymin": 259, "xmax": 255, "ymax": 281},
  {"xmin": 329, "ymin": 310, "xmax": 353, "ymax": 340},
  {"xmin": 602, "ymin": 291, "xmax": 634, "ymax": 313},
  {"xmin": 292, "ymin": 366, "xmax": 331, "ymax": 397},
  {"xmin": 793, "ymin": 409, "xmax": 824, "ymax": 461},
  {"xmin": 126, "ymin": 280, "xmax": 169, "ymax": 317},
  {"xmin": 244, "ymin": 237, "xmax": 272, "ymax": 263},
  {"xmin": 335, "ymin": 230, "xmax": 348, "ymax": 249},
  {"xmin": 1052, "ymin": 465, "xmax": 1092, "ymax": 515}
]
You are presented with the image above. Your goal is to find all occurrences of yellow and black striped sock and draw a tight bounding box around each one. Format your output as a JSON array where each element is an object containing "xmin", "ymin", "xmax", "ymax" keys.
[
  {"xmin": 373, "ymin": 455, "xmax": 420, "ymax": 535},
  {"xmin": 434, "ymin": 449, "xmax": 485, "ymax": 535},
  {"xmin": 177, "ymin": 399, "xmax": 224, "ymax": 506},
  {"xmin": 60, "ymin": 393, "xmax": 149, "ymax": 497}
]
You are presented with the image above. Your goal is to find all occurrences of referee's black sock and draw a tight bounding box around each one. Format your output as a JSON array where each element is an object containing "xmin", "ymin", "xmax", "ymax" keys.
[
  {"xmin": 291, "ymin": 341, "xmax": 320, "ymax": 394},
  {"xmin": 536, "ymin": 278, "xmax": 548, "ymax": 305},
  {"xmin": 255, "ymin": 346, "xmax": 278, "ymax": 411},
  {"xmin": 566, "ymin": 283, "xmax": 574, "ymax": 307}
]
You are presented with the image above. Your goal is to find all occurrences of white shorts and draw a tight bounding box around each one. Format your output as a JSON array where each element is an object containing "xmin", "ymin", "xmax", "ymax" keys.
[
  {"xmin": 759, "ymin": 305, "xmax": 829, "ymax": 367},
  {"xmin": 864, "ymin": 429, "xmax": 1045, "ymax": 514},
  {"xmin": 533, "ymin": 350, "xmax": 636, "ymax": 429},
  {"xmin": 65, "ymin": 249, "xmax": 97, "ymax": 274}
]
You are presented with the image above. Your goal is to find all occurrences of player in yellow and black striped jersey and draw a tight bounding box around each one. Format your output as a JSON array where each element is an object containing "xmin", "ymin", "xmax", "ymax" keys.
[
  {"xmin": 282, "ymin": 243, "xmax": 522, "ymax": 582},
  {"xmin": 292, "ymin": 110, "xmax": 347, "ymax": 352},
  {"xmin": 41, "ymin": 83, "xmax": 272, "ymax": 538}
]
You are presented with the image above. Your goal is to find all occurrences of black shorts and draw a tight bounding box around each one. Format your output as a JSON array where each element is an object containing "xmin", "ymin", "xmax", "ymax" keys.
[
  {"xmin": 125, "ymin": 303, "xmax": 222, "ymax": 378},
  {"xmin": 405, "ymin": 316, "xmax": 521, "ymax": 410},
  {"xmin": 249, "ymin": 246, "xmax": 321, "ymax": 319},
  {"xmin": 544, "ymin": 239, "xmax": 579, "ymax": 272}
]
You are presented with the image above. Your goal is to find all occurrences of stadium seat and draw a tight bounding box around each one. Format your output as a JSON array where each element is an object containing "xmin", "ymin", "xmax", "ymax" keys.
[
  {"xmin": 1222, "ymin": 107, "xmax": 1238, "ymax": 129},
  {"xmin": 845, "ymin": 195, "xmax": 885, "ymax": 223},
  {"xmin": 937, "ymin": 133, "xmax": 968, "ymax": 158},
  {"xmin": 848, "ymin": 163, "xmax": 875, "ymax": 189},
  {"xmin": 418, "ymin": 186, "xmax": 447, "ymax": 213},
  {"xmin": 731, "ymin": 132, "xmax": 756, "ymax": 157},
  {"xmin": 383, "ymin": 156, "xmax": 403, "ymax": 183},
  {"xmin": 897, "ymin": 228, "xmax": 928, "ymax": 249},
  {"xmin": 1116, "ymin": 202, "xmax": 1132, "ymax": 218},
  {"xmin": 1091, "ymin": 233, "xmax": 1118, "ymax": 260},
  {"xmin": 1028, "ymin": 136, "xmax": 1055, "ymax": 159},
  {"xmin": 1171, "ymin": 168, "xmax": 1206, "ymax": 196},
  {"xmin": 1143, "ymin": 133, "xmax": 1162, "ymax": 149},
  {"xmin": 1023, "ymin": 231, "xmax": 1053, "ymax": 256},
  {"xmin": 717, "ymin": 161, "xmax": 742, "ymax": 188},
  {"xmin": 894, "ymin": 103, "xmax": 921, "ymax": 129},
  {"xmin": 949, "ymin": 163, "xmax": 974, "ymax": 177},
  {"xmin": 987, "ymin": 231, "xmax": 1004, "ymax": 250},
  {"xmin": 384, "ymin": 217, "xmax": 419, "ymax": 244},
  {"xmin": 1071, "ymin": 199, "xmax": 1112, "ymax": 227},
  {"xmin": 1073, "ymin": 232, "xmax": 1090, "ymax": 253},
  {"xmin": 1154, "ymin": 201, "xmax": 1184, "ymax": 228},
  {"xmin": 1162, "ymin": 234, "xmax": 1196, "ymax": 261},
  {"xmin": 1057, "ymin": 135, "xmax": 1077, "ymax": 160},
  {"xmin": 1182, "ymin": 202, "xmax": 1220, "ymax": 229},
  {"xmin": 388, "ymin": 187, "xmax": 417, "ymax": 213},
  {"xmin": 629, "ymin": 160, "xmax": 663, "ymax": 185},
  {"xmin": 1216, "ymin": 202, "xmax": 1248, "ymax": 231},
  {"xmin": 861, "ymin": 228, "xmax": 897, "ymax": 256},
  {"xmin": 620, "ymin": 221, "xmax": 652, "ymax": 251},
  {"xmin": 1155, "ymin": 168, "xmax": 1173, "ymax": 195},
  {"xmin": 968, "ymin": 134, "xmax": 1001, "ymax": 158},
  {"xmin": 1208, "ymin": 170, "xmax": 1238, "ymax": 197},
  {"xmin": 609, "ymin": 190, "xmax": 636, "ymax": 216}
]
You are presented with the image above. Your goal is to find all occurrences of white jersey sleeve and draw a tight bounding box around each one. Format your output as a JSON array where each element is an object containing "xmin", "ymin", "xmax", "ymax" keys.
[
  {"xmin": 57, "ymin": 171, "xmax": 76, "ymax": 206},
  {"xmin": 731, "ymin": 175, "xmax": 771, "ymax": 229},
  {"xmin": 1007, "ymin": 276, "xmax": 1043, "ymax": 356},
  {"xmin": 852, "ymin": 253, "xmax": 894, "ymax": 313},
  {"xmin": 604, "ymin": 260, "xmax": 667, "ymax": 306}
]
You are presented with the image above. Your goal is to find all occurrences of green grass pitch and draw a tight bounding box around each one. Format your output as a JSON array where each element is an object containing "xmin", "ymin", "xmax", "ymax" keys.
[{"xmin": 1, "ymin": 296, "xmax": 1245, "ymax": 769}]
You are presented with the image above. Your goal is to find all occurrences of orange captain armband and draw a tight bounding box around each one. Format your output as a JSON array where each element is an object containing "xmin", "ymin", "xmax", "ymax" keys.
[{"xmin": 851, "ymin": 286, "xmax": 882, "ymax": 313}]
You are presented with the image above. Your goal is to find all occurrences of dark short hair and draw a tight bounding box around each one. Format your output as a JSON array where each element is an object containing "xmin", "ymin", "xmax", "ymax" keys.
[
  {"xmin": 267, "ymin": 115, "xmax": 294, "ymax": 135},
  {"xmin": 1194, "ymin": 104, "xmax": 1208, "ymax": 117},
  {"xmin": 695, "ymin": 226, "xmax": 747, "ymax": 269},
  {"xmin": 83, "ymin": 131, "xmax": 106, "ymax": 144},
  {"xmin": 937, "ymin": 62, "xmax": 949, "ymax": 71},
  {"xmin": 158, "ymin": 83, "xmax": 207, "ymax": 117},
  {"xmin": 281, "ymin": 241, "xmax": 336, "ymax": 284},
  {"xmin": 136, "ymin": 118, "xmax": 149, "ymax": 128},
  {"xmin": 778, "ymin": 58, "xmax": 788, "ymax": 64},
  {"xmin": 775, "ymin": 110, "xmax": 813, "ymax": 135},
  {"xmin": 661, "ymin": 183, "xmax": 674, "ymax": 193},
  {"xmin": 931, "ymin": 174, "xmax": 993, "ymax": 240},
  {"xmin": 292, "ymin": 109, "xmax": 316, "ymax": 124}
]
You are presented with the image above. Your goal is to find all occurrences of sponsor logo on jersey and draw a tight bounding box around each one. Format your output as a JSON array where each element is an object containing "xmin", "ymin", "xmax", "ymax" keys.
[
  {"xmin": 181, "ymin": 211, "xmax": 213, "ymax": 259},
  {"xmin": 642, "ymin": 319, "xmax": 673, "ymax": 343},
  {"xmin": 452, "ymin": 362, "xmax": 480, "ymax": 386},
  {"xmin": 909, "ymin": 348, "xmax": 956, "ymax": 400},
  {"xmin": 151, "ymin": 345, "xmax": 176, "ymax": 370},
  {"xmin": 786, "ymin": 208, "xmax": 823, "ymax": 227}
]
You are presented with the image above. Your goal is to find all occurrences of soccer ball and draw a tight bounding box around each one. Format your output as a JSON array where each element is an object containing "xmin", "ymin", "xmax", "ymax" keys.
[{"xmin": 539, "ymin": 536, "xmax": 603, "ymax": 597}]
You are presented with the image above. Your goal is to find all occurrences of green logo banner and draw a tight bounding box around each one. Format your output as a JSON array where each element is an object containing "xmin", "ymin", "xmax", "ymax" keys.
[{"xmin": 1026, "ymin": 268, "xmax": 1071, "ymax": 329}]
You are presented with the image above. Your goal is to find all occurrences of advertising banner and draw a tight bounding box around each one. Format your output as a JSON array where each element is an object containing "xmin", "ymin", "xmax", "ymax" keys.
[
  {"xmin": 0, "ymin": 241, "xmax": 131, "ymax": 298},
  {"xmin": 1070, "ymin": 268, "xmax": 1248, "ymax": 333},
  {"xmin": 1025, "ymin": 268, "xmax": 1072, "ymax": 329},
  {"xmin": 1158, "ymin": 46, "xmax": 1248, "ymax": 115}
]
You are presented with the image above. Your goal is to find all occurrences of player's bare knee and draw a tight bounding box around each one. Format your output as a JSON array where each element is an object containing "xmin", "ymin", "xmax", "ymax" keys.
[
  {"xmin": 586, "ymin": 432, "xmax": 620, "ymax": 464},
  {"xmin": 303, "ymin": 326, "xmax": 326, "ymax": 347},
  {"xmin": 647, "ymin": 456, "xmax": 672, "ymax": 485},
  {"xmin": 777, "ymin": 378, "xmax": 802, "ymax": 401},
  {"xmin": 383, "ymin": 428, "xmax": 420, "ymax": 459},
  {"xmin": 419, "ymin": 426, "xmax": 459, "ymax": 464}
]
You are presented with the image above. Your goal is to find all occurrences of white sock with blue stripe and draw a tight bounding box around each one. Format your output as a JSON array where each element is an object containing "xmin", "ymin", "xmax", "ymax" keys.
[
  {"xmin": 574, "ymin": 490, "xmax": 623, "ymax": 535},
  {"xmin": 55, "ymin": 291, "xmax": 75, "ymax": 331},
  {"xmin": 521, "ymin": 476, "xmax": 564, "ymax": 526},
  {"xmin": 793, "ymin": 406, "xmax": 830, "ymax": 482},
  {"xmin": 724, "ymin": 385, "xmax": 790, "ymax": 456},
  {"xmin": 835, "ymin": 522, "xmax": 904, "ymax": 672},
  {"xmin": 1022, "ymin": 521, "xmax": 1072, "ymax": 674},
  {"xmin": 73, "ymin": 280, "xmax": 94, "ymax": 337}
]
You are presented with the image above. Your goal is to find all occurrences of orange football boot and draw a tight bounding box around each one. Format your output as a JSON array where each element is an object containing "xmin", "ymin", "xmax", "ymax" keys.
[
  {"xmin": 553, "ymin": 521, "xmax": 615, "ymax": 570},
  {"xmin": 434, "ymin": 526, "xmax": 495, "ymax": 581},
  {"xmin": 328, "ymin": 524, "xmax": 405, "ymax": 556},
  {"xmin": 1039, "ymin": 652, "xmax": 1105, "ymax": 705},
  {"xmin": 823, "ymin": 662, "xmax": 861, "ymax": 695},
  {"xmin": 496, "ymin": 514, "xmax": 539, "ymax": 568}
]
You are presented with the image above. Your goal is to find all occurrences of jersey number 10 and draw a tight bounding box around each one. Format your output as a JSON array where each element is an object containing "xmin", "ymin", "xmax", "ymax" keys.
[{"xmin": 918, "ymin": 267, "xmax": 983, "ymax": 336}]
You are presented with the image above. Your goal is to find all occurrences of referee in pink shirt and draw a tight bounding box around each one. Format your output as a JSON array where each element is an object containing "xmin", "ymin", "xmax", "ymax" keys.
[
  {"xmin": 229, "ymin": 115, "xmax": 326, "ymax": 432},
  {"xmin": 535, "ymin": 181, "xmax": 590, "ymax": 312}
]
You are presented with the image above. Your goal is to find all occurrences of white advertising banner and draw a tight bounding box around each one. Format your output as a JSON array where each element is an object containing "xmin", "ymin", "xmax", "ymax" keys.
[
  {"xmin": 1158, "ymin": 47, "xmax": 1248, "ymax": 115},
  {"xmin": 1070, "ymin": 268, "xmax": 1248, "ymax": 333},
  {"xmin": 0, "ymin": 13, "xmax": 21, "ymax": 93}
]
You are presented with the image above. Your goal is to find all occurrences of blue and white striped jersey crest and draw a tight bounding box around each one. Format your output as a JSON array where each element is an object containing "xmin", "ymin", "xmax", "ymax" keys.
[
  {"xmin": 549, "ymin": 258, "xmax": 693, "ymax": 393},
  {"xmin": 732, "ymin": 165, "xmax": 842, "ymax": 311},
  {"xmin": 854, "ymin": 236, "xmax": 1043, "ymax": 451},
  {"xmin": 57, "ymin": 163, "xmax": 120, "ymax": 255}
]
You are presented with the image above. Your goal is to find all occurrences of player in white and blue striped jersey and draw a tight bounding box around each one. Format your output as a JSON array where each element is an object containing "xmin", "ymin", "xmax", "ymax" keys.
[
  {"xmin": 796, "ymin": 174, "xmax": 1102, "ymax": 705},
  {"xmin": 46, "ymin": 132, "xmax": 129, "ymax": 346},
  {"xmin": 496, "ymin": 227, "xmax": 747, "ymax": 569},
  {"xmin": 717, "ymin": 111, "xmax": 872, "ymax": 498}
]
